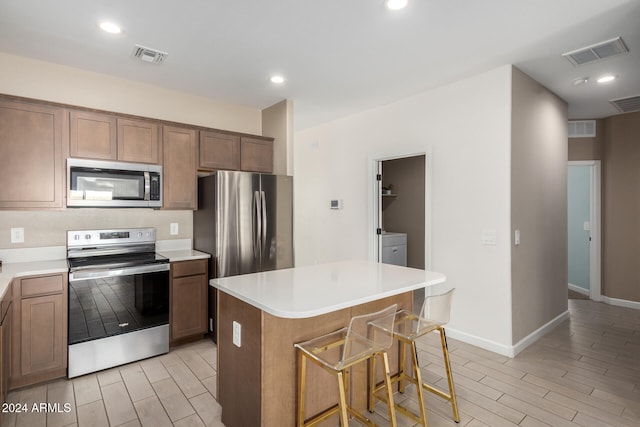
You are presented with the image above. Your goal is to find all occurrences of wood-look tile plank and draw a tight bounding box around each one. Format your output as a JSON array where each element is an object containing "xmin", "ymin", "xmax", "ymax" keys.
[
  {"xmin": 119, "ymin": 364, "xmax": 155, "ymax": 402},
  {"xmin": 151, "ymin": 377, "xmax": 195, "ymax": 421},
  {"xmin": 545, "ymin": 391, "xmax": 637, "ymax": 427},
  {"xmin": 72, "ymin": 375, "xmax": 102, "ymax": 407},
  {"xmin": 132, "ymin": 396, "xmax": 172, "ymax": 427},
  {"xmin": 496, "ymin": 394, "xmax": 575, "ymax": 427},
  {"xmin": 188, "ymin": 392, "xmax": 221, "ymax": 426},
  {"xmin": 177, "ymin": 350, "xmax": 216, "ymax": 380},
  {"xmin": 96, "ymin": 368, "xmax": 123, "ymax": 387},
  {"xmin": 76, "ymin": 400, "xmax": 109, "ymax": 427},
  {"xmin": 101, "ymin": 381, "xmax": 137, "ymax": 426},
  {"xmin": 165, "ymin": 361, "xmax": 207, "ymax": 398},
  {"xmin": 172, "ymin": 413, "xmax": 206, "ymax": 427},
  {"xmin": 139, "ymin": 357, "xmax": 171, "ymax": 384},
  {"xmin": 46, "ymin": 379, "xmax": 77, "ymax": 427}
]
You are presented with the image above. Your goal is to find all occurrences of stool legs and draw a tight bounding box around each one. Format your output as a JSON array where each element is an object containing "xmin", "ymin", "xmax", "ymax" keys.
[
  {"xmin": 298, "ymin": 349, "xmax": 397, "ymax": 427},
  {"xmin": 439, "ymin": 328, "xmax": 460, "ymax": 422}
]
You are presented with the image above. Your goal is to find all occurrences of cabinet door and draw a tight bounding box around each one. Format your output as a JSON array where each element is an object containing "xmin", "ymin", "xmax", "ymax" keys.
[
  {"xmin": 163, "ymin": 126, "xmax": 198, "ymax": 209},
  {"xmin": 117, "ymin": 118, "xmax": 161, "ymax": 164},
  {"xmin": 20, "ymin": 294, "xmax": 66, "ymax": 375},
  {"xmin": 0, "ymin": 100, "xmax": 66, "ymax": 208},
  {"xmin": 241, "ymin": 137, "xmax": 273, "ymax": 173},
  {"xmin": 0, "ymin": 302, "xmax": 10, "ymax": 408},
  {"xmin": 199, "ymin": 131, "xmax": 240, "ymax": 171},
  {"xmin": 69, "ymin": 110, "xmax": 117, "ymax": 160},
  {"xmin": 171, "ymin": 274, "xmax": 207, "ymax": 341}
]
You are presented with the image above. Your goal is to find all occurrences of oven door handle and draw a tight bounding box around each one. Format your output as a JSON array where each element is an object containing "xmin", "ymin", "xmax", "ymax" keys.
[{"xmin": 69, "ymin": 263, "xmax": 170, "ymax": 281}]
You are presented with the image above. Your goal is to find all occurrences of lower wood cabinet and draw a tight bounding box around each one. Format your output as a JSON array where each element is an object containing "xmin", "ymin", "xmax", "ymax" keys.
[
  {"xmin": 0, "ymin": 288, "xmax": 12, "ymax": 424},
  {"xmin": 170, "ymin": 259, "xmax": 208, "ymax": 344},
  {"xmin": 10, "ymin": 273, "xmax": 67, "ymax": 390}
]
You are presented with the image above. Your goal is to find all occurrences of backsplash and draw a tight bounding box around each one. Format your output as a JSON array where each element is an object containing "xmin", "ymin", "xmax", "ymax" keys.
[{"xmin": 0, "ymin": 209, "xmax": 193, "ymax": 249}]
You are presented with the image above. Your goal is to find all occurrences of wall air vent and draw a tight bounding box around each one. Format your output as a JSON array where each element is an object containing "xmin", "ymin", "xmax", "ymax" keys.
[
  {"xmin": 132, "ymin": 45, "xmax": 168, "ymax": 64},
  {"xmin": 610, "ymin": 95, "xmax": 640, "ymax": 114},
  {"xmin": 563, "ymin": 37, "xmax": 628, "ymax": 66},
  {"xmin": 568, "ymin": 120, "xmax": 596, "ymax": 138}
]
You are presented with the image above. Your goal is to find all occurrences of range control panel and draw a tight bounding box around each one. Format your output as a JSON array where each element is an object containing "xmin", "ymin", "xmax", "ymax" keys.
[{"xmin": 67, "ymin": 228, "xmax": 156, "ymax": 248}]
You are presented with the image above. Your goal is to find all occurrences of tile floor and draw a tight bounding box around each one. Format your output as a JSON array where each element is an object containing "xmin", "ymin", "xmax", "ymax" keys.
[{"xmin": 3, "ymin": 298, "xmax": 640, "ymax": 426}]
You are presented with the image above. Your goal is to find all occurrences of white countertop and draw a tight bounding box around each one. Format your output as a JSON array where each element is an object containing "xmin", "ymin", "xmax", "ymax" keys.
[
  {"xmin": 210, "ymin": 260, "xmax": 446, "ymax": 319},
  {"xmin": 0, "ymin": 259, "xmax": 69, "ymax": 299},
  {"xmin": 158, "ymin": 249, "xmax": 210, "ymax": 262}
]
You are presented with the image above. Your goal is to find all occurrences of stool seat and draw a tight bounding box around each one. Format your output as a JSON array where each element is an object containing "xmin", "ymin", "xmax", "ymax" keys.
[
  {"xmin": 295, "ymin": 304, "xmax": 399, "ymax": 427},
  {"xmin": 369, "ymin": 289, "xmax": 460, "ymax": 427}
]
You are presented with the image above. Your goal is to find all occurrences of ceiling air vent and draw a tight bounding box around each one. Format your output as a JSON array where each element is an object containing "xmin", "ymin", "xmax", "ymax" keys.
[
  {"xmin": 132, "ymin": 45, "xmax": 168, "ymax": 64},
  {"xmin": 563, "ymin": 37, "xmax": 628, "ymax": 66},
  {"xmin": 610, "ymin": 95, "xmax": 640, "ymax": 114},
  {"xmin": 568, "ymin": 120, "xmax": 596, "ymax": 138}
]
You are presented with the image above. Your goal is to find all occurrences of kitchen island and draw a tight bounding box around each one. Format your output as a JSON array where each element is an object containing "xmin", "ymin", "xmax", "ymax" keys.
[{"xmin": 210, "ymin": 260, "xmax": 446, "ymax": 427}]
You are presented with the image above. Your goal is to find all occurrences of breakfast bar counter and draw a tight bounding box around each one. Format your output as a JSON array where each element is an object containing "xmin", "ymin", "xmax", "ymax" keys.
[{"xmin": 210, "ymin": 260, "xmax": 446, "ymax": 427}]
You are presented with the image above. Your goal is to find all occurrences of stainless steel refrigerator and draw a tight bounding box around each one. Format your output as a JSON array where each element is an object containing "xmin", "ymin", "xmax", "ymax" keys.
[{"xmin": 194, "ymin": 171, "xmax": 294, "ymax": 339}]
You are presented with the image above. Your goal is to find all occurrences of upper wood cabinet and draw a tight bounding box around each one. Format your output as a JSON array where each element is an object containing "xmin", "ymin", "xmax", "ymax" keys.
[
  {"xmin": 199, "ymin": 131, "xmax": 240, "ymax": 171},
  {"xmin": 163, "ymin": 125, "xmax": 198, "ymax": 209},
  {"xmin": 0, "ymin": 99, "xmax": 66, "ymax": 209},
  {"xmin": 241, "ymin": 137, "xmax": 273, "ymax": 173},
  {"xmin": 69, "ymin": 110, "xmax": 117, "ymax": 160},
  {"xmin": 117, "ymin": 118, "xmax": 161, "ymax": 164},
  {"xmin": 70, "ymin": 110, "xmax": 161, "ymax": 164}
]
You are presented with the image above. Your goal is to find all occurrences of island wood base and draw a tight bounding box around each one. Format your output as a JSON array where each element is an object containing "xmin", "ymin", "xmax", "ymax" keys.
[{"xmin": 217, "ymin": 290, "xmax": 413, "ymax": 427}]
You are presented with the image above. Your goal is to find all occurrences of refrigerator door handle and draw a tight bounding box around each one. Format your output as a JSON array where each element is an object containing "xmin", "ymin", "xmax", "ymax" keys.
[
  {"xmin": 253, "ymin": 190, "xmax": 261, "ymax": 259},
  {"xmin": 260, "ymin": 190, "xmax": 268, "ymax": 257}
]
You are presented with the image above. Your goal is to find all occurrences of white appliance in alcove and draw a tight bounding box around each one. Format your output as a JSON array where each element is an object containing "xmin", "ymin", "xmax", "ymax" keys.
[{"xmin": 381, "ymin": 232, "xmax": 407, "ymax": 266}]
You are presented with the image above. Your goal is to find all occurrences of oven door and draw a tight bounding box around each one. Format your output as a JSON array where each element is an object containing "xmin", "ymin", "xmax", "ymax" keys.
[{"xmin": 68, "ymin": 263, "xmax": 170, "ymax": 345}]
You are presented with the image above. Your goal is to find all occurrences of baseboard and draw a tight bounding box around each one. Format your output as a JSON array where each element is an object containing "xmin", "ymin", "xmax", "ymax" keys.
[
  {"xmin": 446, "ymin": 309, "xmax": 570, "ymax": 358},
  {"xmin": 602, "ymin": 296, "xmax": 640, "ymax": 311},
  {"xmin": 444, "ymin": 328, "xmax": 513, "ymax": 357},
  {"xmin": 568, "ymin": 283, "xmax": 589, "ymax": 296},
  {"xmin": 511, "ymin": 310, "xmax": 570, "ymax": 357}
]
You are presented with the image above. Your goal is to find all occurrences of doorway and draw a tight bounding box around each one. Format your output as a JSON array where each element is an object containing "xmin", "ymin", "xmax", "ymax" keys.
[
  {"xmin": 567, "ymin": 161, "xmax": 601, "ymax": 301},
  {"xmin": 373, "ymin": 154, "xmax": 427, "ymax": 270}
]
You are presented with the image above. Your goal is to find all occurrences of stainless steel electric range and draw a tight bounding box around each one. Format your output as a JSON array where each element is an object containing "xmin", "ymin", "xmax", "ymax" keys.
[{"xmin": 67, "ymin": 228, "xmax": 170, "ymax": 378}]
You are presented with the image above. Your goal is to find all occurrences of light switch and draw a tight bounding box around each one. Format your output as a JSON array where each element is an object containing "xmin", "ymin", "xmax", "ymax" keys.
[
  {"xmin": 482, "ymin": 230, "xmax": 497, "ymax": 246},
  {"xmin": 170, "ymin": 223, "xmax": 179, "ymax": 235},
  {"xmin": 514, "ymin": 229, "xmax": 521, "ymax": 246},
  {"xmin": 11, "ymin": 227, "xmax": 25, "ymax": 243},
  {"xmin": 583, "ymin": 221, "xmax": 590, "ymax": 231}
]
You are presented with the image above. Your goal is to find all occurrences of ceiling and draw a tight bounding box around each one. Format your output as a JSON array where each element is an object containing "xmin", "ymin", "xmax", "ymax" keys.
[{"xmin": 1, "ymin": 0, "xmax": 639, "ymax": 130}]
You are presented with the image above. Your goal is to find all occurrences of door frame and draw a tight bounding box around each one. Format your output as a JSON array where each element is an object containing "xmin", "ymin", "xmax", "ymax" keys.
[
  {"xmin": 568, "ymin": 160, "xmax": 602, "ymax": 301},
  {"xmin": 369, "ymin": 150, "xmax": 432, "ymax": 269}
]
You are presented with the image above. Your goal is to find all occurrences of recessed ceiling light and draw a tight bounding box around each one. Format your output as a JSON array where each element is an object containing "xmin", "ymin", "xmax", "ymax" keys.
[
  {"xmin": 597, "ymin": 75, "xmax": 617, "ymax": 84},
  {"xmin": 99, "ymin": 21, "xmax": 122, "ymax": 34},
  {"xmin": 386, "ymin": 0, "xmax": 408, "ymax": 10},
  {"xmin": 572, "ymin": 77, "xmax": 589, "ymax": 86},
  {"xmin": 270, "ymin": 75, "xmax": 285, "ymax": 84}
]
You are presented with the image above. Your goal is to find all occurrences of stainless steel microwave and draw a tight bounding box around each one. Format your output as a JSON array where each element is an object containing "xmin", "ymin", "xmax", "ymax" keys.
[{"xmin": 67, "ymin": 158, "xmax": 162, "ymax": 208}]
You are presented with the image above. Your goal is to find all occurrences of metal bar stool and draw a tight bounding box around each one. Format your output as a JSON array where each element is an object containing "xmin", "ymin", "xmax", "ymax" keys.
[
  {"xmin": 369, "ymin": 289, "xmax": 459, "ymax": 426},
  {"xmin": 295, "ymin": 304, "xmax": 399, "ymax": 427}
]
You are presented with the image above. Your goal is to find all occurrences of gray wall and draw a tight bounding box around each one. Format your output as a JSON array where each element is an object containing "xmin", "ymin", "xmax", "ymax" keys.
[
  {"xmin": 382, "ymin": 155, "xmax": 425, "ymax": 269},
  {"xmin": 510, "ymin": 67, "xmax": 569, "ymax": 343}
]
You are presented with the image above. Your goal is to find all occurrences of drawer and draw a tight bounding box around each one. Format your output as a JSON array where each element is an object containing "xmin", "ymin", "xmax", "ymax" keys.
[
  {"xmin": 20, "ymin": 274, "xmax": 64, "ymax": 297},
  {"xmin": 172, "ymin": 259, "xmax": 207, "ymax": 278}
]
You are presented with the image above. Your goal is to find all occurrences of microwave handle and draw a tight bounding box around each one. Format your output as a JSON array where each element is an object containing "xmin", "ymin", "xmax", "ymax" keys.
[{"xmin": 144, "ymin": 171, "xmax": 150, "ymax": 201}]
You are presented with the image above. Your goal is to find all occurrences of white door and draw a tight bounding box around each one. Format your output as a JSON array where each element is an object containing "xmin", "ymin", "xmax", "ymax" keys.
[{"xmin": 567, "ymin": 165, "xmax": 590, "ymax": 294}]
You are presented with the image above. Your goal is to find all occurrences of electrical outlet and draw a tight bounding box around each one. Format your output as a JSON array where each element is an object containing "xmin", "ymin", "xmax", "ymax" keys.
[
  {"xmin": 170, "ymin": 223, "xmax": 179, "ymax": 235},
  {"xmin": 233, "ymin": 321, "xmax": 242, "ymax": 347},
  {"xmin": 11, "ymin": 227, "xmax": 25, "ymax": 243}
]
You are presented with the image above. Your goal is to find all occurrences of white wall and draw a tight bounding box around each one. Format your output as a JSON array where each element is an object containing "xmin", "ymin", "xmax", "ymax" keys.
[
  {"xmin": 0, "ymin": 52, "xmax": 262, "ymax": 134},
  {"xmin": 294, "ymin": 66, "xmax": 514, "ymax": 352}
]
